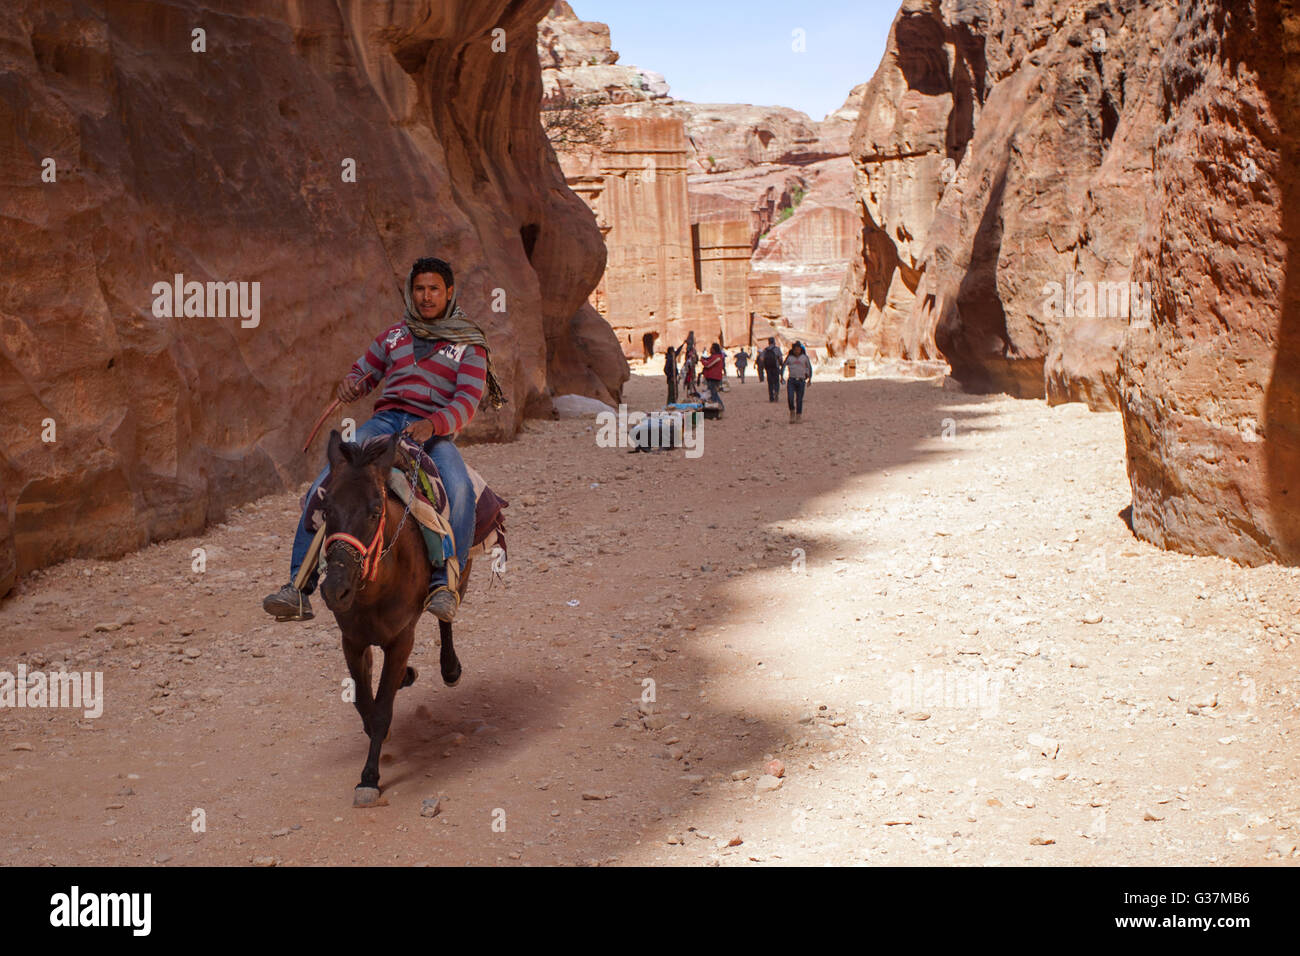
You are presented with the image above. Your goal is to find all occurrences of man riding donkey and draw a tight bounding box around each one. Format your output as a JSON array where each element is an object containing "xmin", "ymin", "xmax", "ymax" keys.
[{"xmin": 262, "ymin": 256, "xmax": 505, "ymax": 624}]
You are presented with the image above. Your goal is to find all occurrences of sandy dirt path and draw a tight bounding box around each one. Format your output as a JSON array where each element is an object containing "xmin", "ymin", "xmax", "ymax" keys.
[{"xmin": 1, "ymin": 365, "xmax": 1298, "ymax": 866}]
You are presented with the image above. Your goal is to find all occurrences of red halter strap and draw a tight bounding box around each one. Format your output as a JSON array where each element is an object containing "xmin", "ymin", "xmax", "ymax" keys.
[{"xmin": 324, "ymin": 494, "xmax": 388, "ymax": 583}]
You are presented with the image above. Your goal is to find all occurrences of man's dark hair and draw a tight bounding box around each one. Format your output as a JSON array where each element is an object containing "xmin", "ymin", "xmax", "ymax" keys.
[
  {"xmin": 768, "ymin": 337, "xmax": 776, "ymax": 345},
  {"xmin": 410, "ymin": 257, "xmax": 454, "ymax": 289}
]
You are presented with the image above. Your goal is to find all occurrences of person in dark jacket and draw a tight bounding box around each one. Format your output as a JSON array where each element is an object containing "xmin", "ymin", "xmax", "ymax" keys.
[
  {"xmin": 761, "ymin": 338, "xmax": 782, "ymax": 402},
  {"xmin": 734, "ymin": 348, "xmax": 750, "ymax": 382},
  {"xmin": 664, "ymin": 345, "xmax": 679, "ymax": 405}
]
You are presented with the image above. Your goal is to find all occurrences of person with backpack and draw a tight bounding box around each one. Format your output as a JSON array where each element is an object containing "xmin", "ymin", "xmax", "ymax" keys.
[{"xmin": 760, "ymin": 338, "xmax": 782, "ymax": 402}]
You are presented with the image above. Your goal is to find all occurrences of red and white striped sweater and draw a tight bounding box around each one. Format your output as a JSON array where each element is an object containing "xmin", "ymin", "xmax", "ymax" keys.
[{"xmin": 347, "ymin": 323, "xmax": 487, "ymax": 436}]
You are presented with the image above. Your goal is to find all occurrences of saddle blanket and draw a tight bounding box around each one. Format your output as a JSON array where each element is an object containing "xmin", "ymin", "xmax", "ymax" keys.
[{"xmin": 294, "ymin": 434, "xmax": 507, "ymax": 595}]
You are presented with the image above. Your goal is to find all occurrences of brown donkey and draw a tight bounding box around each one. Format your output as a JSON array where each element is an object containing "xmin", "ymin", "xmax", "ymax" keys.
[{"xmin": 318, "ymin": 430, "xmax": 469, "ymax": 807}]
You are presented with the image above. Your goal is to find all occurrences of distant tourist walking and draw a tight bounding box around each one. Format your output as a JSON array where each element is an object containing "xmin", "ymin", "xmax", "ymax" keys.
[
  {"xmin": 664, "ymin": 345, "xmax": 678, "ymax": 405},
  {"xmin": 783, "ymin": 341, "xmax": 812, "ymax": 423},
  {"xmin": 701, "ymin": 343, "xmax": 726, "ymax": 409},
  {"xmin": 761, "ymin": 338, "xmax": 782, "ymax": 402},
  {"xmin": 734, "ymin": 348, "xmax": 750, "ymax": 382}
]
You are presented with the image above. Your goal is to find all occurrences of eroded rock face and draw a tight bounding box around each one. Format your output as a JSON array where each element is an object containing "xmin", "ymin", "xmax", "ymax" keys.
[
  {"xmin": 688, "ymin": 165, "xmax": 808, "ymax": 248},
  {"xmin": 830, "ymin": 0, "xmax": 1174, "ymax": 411},
  {"xmin": 0, "ymin": 0, "xmax": 625, "ymax": 591},
  {"xmin": 835, "ymin": 0, "xmax": 1298, "ymax": 563},
  {"xmin": 826, "ymin": 0, "xmax": 989, "ymax": 365},
  {"xmin": 1120, "ymin": 0, "xmax": 1300, "ymax": 565},
  {"xmin": 539, "ymin": 2, "xmax": 669, "ymax": 105},
  {"xmin": 538, "ymin": 1, "xmax": 618, "ymax": 69}
]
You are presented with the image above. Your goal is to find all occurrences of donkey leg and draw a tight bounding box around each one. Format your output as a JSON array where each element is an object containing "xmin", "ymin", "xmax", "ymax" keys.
[
  {"xmin": 439, "ymin": 619, "xmax": 462, "ymax": 687},
  {"xmin": 343, "ymin": 643, "xmax": 376, "ymax": 737},
  {"xmin": 438, "ymin": 557, "xmax": 469, "ymax": 687},
  {"xmin": 354, "ymin": 627, "xmax": 415, "ymax": 805}
]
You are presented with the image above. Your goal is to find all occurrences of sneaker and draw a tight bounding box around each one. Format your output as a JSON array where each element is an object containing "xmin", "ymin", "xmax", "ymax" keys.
[
  {"xmin": 789, "ymin": 409, "xmax": 797, "ymax": 423},
  {"xmin": 263, "ymin": 583, "xmax": 313, "ymax": 621},
  {"xmin": 424, "ymin": 587, "xmax": 459, "ymax": 623}
]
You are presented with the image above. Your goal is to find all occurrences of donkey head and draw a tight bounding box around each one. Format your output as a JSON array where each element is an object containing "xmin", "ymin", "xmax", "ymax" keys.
[{"xmin": 319, "ymin": 430, "xmax": 400, "ymax": 613}]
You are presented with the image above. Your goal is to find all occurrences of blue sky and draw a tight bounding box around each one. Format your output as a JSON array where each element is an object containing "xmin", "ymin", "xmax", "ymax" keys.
[{"xmin": 569, "ymin": 0, "xmax": 897, "ymax": 120}]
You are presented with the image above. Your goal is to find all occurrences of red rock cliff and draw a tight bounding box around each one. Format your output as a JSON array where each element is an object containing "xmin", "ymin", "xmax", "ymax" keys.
[
  {"xmin": 838, "ymin": 0, "xmax": 1300, "ymax": 563},
  {"xmin": 1121, "ymin": 0, "xmax": 1300, "ymax": 565},
  {"xmin": 0, "ymin": 0, "xmax": 625, "ymax": 595}
]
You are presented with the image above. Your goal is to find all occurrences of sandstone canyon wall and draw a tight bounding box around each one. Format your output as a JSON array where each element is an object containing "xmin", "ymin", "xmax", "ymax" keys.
[
  {"xmin": 0, "ymin": 0, "xmax": 625, "ymax": 596},
  {"xmin": 1121, "ymin": 0, "xmax": 1300, "ymax": 565},
  {"xmin": 829, "ymin": 0, "xmax": 1175, "ymax": 411},
  {"xmin": 833, "ymin": 0, "xmax": 1300, "ymax": 564}
]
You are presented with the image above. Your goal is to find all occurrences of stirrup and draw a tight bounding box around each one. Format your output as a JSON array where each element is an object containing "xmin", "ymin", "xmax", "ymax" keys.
[{"xmin": 425, "ymin": 585, "xmax": 460, "ymax": 621}]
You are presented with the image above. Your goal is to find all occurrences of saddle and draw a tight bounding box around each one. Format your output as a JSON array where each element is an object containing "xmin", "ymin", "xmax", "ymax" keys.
[{"xmin": 294, "ymin": 434, "xmax": 507, "ymax": 595}]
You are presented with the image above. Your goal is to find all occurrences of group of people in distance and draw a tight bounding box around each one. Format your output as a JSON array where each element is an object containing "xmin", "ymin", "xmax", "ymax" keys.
[{"xmin": 662, "ymin": 333, "xmax": 812, "ymax": 423}]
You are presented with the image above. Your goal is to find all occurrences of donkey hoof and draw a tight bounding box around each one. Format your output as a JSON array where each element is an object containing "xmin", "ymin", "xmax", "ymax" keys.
[
  {"xmin": 353, "ymin": 786, "xmax": 384, "ymax": 808},
  {"xmin": 400, "ymin": 666, "xmax": 418, "ymax": 689},
  {"xmin": 442, "ymin": 663, "xmax": 462, "ymax": 687}
]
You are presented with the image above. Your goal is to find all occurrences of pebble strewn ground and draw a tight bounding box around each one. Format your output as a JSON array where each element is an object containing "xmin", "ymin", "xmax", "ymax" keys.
[{"xmin": 0, "ymin": 364, "xmax": 1297, "ymax": 865}]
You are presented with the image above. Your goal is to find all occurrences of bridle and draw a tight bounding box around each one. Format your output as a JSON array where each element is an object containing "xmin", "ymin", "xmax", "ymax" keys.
[
  {"xmin": 325, "ymin": 494, "xmax": 388, "ymax": 585},
  {"xmin": 322, "ymin": 468, "xmax": 415, "ymax": 590},
  {"xmin": 325, "ymin": 490, "xmax": 411, "ymax": 587}
]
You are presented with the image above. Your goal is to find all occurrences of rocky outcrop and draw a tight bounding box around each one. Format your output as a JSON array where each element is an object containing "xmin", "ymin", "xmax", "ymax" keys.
[
  {"xmin": 818, "ymin": 83, "xmax": 870, "ymax": 157},
  {"xmin": 826, "ymin": 0, "xmax": 986, "ymax": 365},
  {"xmin": 834, "ymin": 0, "xmax": 1299, "ymax": 563},
  {"xmin": 687, "ymin": 81, "xmax": 866, "ymax": 248},
  {"xmin": 539, "ymin": 2, "xmax": 669, "ymax": 105},
  {"xmin": 0, "ymin": 0, "xmax": 624, "ymax": 593},
  {"xmin": 830, "ymin": 0, "xmax": 1174, "ymax": 410},
  {"xmin": 615, "ymin": 101, "xmax": 830, "ymax": 173},
  {"xmin": 1120, "ymin": 0, "xmax": 1300, "ymax": 565},
  {"xmin": 538, "ymin": 1, "xmax": 618, "ymax": 69}
]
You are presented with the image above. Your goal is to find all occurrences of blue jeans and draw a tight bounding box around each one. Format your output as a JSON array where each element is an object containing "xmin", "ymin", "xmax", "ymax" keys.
[
  {"xmin": 705, "ymin": 378, "xmax": 724, "ymax": 409},
  {"xmin": 787, "ymin": 378, "xmax": 806, "ymax": 413},
  {"xmin": 426, "ymin": 437, "xmax": 474, "ymax": 591},
  {"xmin": 289, "ymin": 410, "xmax": 474, "ymax": 594}
]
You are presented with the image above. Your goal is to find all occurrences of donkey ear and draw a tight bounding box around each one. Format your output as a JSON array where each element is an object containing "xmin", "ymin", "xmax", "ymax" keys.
[
  {"xmin": 327, "ymin": 429, "xmax": 345, "ymax": 470},
  {"xmin": 372, "ymin": 432, "xmax": 400, "ymax": 474}
]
